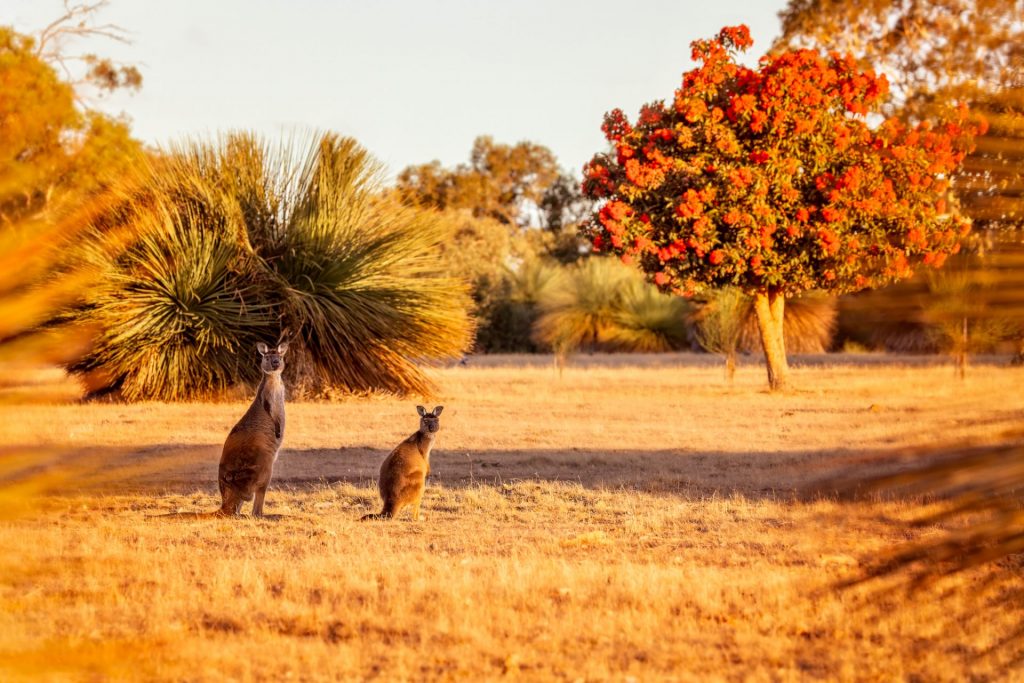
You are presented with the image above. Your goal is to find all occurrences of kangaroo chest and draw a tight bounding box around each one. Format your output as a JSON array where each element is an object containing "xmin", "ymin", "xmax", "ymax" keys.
[{"xmin": 250, "ymin": 375, "xmax": 285, "ymax": 442}]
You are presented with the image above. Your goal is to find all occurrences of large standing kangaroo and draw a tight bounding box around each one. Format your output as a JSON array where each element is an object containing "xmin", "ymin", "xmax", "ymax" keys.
[
  {"xmin": 361, "ymin": 405, "xmax": 443, "ymax": 521},
  {"xmin": 218, "ymin": 342, "xmax": 288, "ymax": 516}
]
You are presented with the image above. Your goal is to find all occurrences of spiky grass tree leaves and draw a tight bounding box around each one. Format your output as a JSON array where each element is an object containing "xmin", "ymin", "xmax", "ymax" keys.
[
  {"xmin": 532, "ymin": 258, "xmax": 690, "ymax": 353},
  {"xmin": 607, "ymin": 277, "xmax": 692, "ymax": 352},
  {"xmin": 690, "ymin": 287, "xmax": 746, "ymax": 379},
  {"xmin": 73, "ymin": 133, "xmax": 473, "ymax": 400},
  {"xmin": 249, "ymin": 136, "xmax": 473, "ymax": 395},
  {"xmin": 76, "ymin": 207, "xmax": 270, "ymax": 401}
]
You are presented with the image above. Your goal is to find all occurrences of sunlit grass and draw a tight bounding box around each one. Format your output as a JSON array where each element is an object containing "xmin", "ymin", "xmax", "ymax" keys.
[{"xmin": 2, "ymin": 358, "xmax": 1024, "ymax": 680}]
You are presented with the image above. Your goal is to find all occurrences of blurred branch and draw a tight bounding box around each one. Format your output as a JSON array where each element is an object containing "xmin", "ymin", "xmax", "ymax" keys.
[
  {"xmin": 34, "ymin": 0, "xmax": 142, "ymax": 96},
  {"xmin": 818, "ymin": 428, "xmax": 1024, "ymax": 590}
]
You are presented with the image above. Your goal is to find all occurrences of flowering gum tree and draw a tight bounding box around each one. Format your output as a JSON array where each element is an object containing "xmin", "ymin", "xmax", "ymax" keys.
[{"xmin": 581, "ymin": 25, "xmax": 986, "ymax": 390}]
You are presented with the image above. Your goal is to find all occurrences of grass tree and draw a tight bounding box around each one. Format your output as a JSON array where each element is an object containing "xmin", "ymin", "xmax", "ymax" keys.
[
  {"xmin": 609, "ymin": 276, "xmax": 691, "ymax": 352},
  {"xmin": 690, "ymin": 287, "xmax": 746, "ymax": 381},
  {"xmin": 692, "ymin": 288, "xmax": 837, "ymax": 381},
  {"xmin": 922, "ymin": 268, "xmax": 1007, "ymax": 379},
  {"xmin": 532, "ymin": 258, "xmax": 690, "ymax": 364},
  {"xmin": 71, "ymin": 133, "xmax": 473, "ymax": 400},
  {"xmin": 581, "ymin": 25, "xmax": 985, "ymax": 390}
]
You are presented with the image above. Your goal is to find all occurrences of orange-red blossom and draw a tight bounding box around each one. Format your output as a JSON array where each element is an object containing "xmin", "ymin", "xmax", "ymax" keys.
[{"xmin": 582, "ymin": 25, "xmax": 984, "ymax": 299}]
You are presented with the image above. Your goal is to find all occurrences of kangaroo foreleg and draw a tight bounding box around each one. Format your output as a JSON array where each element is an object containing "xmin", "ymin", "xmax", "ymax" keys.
[{"xmin": 253, "ymin": 485, "xmax": 268, "ymax": 516}]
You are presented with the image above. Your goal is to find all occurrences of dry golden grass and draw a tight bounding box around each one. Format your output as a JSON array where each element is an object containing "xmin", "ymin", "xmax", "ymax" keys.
[{"xmin": 3, "ymin": 356, "xmax": 1024, "ymax": 681}]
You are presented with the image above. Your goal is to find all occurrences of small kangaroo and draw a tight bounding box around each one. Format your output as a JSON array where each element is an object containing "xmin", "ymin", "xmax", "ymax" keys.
[
  {"xmin": 218, "ymin": 342, "xmax": 289, "ymax": 516},
  {"xmin": 361, "ymin": 405, "xmax": 443, "ymax": 521}
]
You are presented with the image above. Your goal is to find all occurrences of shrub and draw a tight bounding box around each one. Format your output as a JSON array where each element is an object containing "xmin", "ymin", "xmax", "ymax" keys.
[
  {"xmin": 606, "ymin": 277, "xmax": 691, "ymax": 352},
  {"xmin": 70, "ymin": 133, "xmax": 473, "ymax": 400},
  {"xmin": 476, "ymin": 258, "xmax": 565, "ymax": 353},
  {"xmin": 532, "ymin": 258, "xmax": 690, "ymax": 355},
  {"xmin": 690, "ymin": 287, "xmax": 746, "ymax": 379}
]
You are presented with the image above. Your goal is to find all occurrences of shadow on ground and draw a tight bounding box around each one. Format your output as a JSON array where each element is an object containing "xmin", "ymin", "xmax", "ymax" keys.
[
  {"xmin": 464, "ymin": 352, "xmax": 1017, "ymax": 369},
  {"xmin": 13, "ymin": 442, "xmax": 893, "ymax": 501}
]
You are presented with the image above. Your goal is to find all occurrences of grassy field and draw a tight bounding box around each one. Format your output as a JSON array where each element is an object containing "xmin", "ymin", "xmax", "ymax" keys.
[{"xmin": 3, "ymin": 356, "xmax": 1024, "ymax": 681}]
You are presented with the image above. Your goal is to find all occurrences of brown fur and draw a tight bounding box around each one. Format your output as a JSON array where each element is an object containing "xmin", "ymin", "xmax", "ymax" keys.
[
  {"xmin": 218, "ymin": 342, "xmax": 288, "ymax": 516},
  {"xmin": 362, "ymin": 405, "xmax": 443, "ymax": 521}
]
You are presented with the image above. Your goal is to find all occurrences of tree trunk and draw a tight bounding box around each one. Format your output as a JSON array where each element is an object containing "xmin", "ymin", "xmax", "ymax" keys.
[
  {"xmin": 725, "ymin": 350, "xmax": 736, "ymax": 383},
  {"xmin": 955, "ymin": 316, "xmax": 968, "ymax": 380},
  {"xmin": 753, "ymin": 289, "xmax": 790, "ymax": 391},
  {"xmin": 554, "ymin": 349, "xmax": 566, "ymax": 379}
]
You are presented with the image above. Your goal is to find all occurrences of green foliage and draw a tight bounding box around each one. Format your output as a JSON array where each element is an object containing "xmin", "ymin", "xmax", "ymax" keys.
[
  {"xmin": 76, "ymin": 206, "xmax": 267, "ymax": 400},
  {"xmin": 435, "ymin": 210, "xmax": 515, "ymax": 295},
  {"xmin": 71, "ymin": 133, "xmax": 473, "ymax": 400},
  {"xmin": 607, "ymin": 277, "xmax": 692, "ymax": 352},
  {"xmin": 396, "ymin": 136, "xmax": 592, "ymax": 235},
  {"xmin": 524, "ymin": 223, "xmax": 588, "ymax": 265},
  {"xmin": 476, "ymin": 258, "xmax": 564, "ymax": 353},
  {"xmin": 395, "ymin": 136, "xmax": 592, "ymax": 352},
  {"xmin": 532, "ymin": 258, "xmax": 625, "ymax": 354},
  {"xmin": 532, "ymin": 258, "xmax": 690, "ymax": 354},
  {"xmin": 434, "ymin": 208, "xmax": 527, "ymax": 350},
  {"xmin": 430, "ymin": 208, "xmax": 573, "ymax": 352}
]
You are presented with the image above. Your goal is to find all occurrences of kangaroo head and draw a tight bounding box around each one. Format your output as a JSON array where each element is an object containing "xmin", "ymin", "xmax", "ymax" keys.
[
  {"xmin": 256, "ymin": 342, "xmax": 289, "ymax": 374},
  {"xmin": 416, "ymin": 405, "xmax": 443, "ymax": 433}
]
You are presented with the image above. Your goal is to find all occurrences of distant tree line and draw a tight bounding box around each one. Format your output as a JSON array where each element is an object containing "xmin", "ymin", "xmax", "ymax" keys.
[{"xmin": 4, "ymin": 0, "xmax": 1023, "ymax": 401}]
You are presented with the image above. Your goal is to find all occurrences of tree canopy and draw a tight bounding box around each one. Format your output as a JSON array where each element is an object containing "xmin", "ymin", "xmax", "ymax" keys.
[
  {"xmin": 397, "ymin": 135, "xmax": 585, "ymax": 229},
  {"xmin": 775, "ymin": 0, "xmax": 1023, "ymax": 231},
  {"xmin": 775, "ymin": 0, "xmax": 1022, "ymax": 117},
  {"xmin": 581, "ymin": 25, "xmax": 983, "ymax": 388}
]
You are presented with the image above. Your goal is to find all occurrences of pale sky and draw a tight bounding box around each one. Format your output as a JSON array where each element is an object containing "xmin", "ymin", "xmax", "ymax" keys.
[{"xmin": 8, "ymin": 0, "xmax": 790, "ymax": 179}]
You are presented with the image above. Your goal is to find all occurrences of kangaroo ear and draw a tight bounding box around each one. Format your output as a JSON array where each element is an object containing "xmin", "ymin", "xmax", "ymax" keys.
[
  {"xmin": 256, "ymin": 342, "xmax": 269, "ymax": 355},
  {"xmin": 432, "ymin": 406, "xmax": 444, "ymax": 416},
  {"xmin": 276, "ymin": 342, "xmax": 289, "ymax": 355},
  {"xmin": 416, "ymin": 405, "xmax": 427, "ymax": 417}
]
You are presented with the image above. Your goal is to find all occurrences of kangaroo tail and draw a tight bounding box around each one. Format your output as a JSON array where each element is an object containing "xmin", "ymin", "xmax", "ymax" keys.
[{"xmin": 360, "ymin": 511, "xmax": 392, "ymax": 521}]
